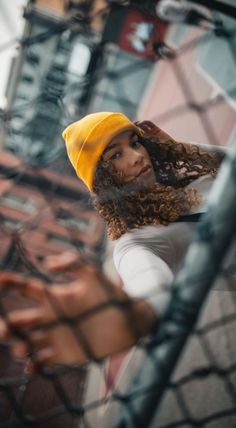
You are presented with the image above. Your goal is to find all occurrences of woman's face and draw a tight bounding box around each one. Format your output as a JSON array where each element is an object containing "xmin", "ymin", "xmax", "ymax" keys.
[{"xmin": 102, "ymin": 130, "xmax": 156, "ymax": 188}]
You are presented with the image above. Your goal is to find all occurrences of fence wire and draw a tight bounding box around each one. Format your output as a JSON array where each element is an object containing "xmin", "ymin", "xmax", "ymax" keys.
[{"xmin": 0, "ymin": 1, "xmax": 236, "ymax": 428}]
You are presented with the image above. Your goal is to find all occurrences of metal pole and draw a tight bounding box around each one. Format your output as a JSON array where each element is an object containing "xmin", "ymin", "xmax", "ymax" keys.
[
  {"xmin": 116, "ymin": 143, "xmax": 236, "ymax": 428},
  {"xmin": 187, "ymin": 0, "xmax": 236, "ymax": 19}
]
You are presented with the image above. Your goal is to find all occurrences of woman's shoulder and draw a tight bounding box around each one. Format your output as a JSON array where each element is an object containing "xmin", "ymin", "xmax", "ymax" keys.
[
  {"xmin": 113, "ymin": 223, "xmax": 194, "ymax": 266},
  {"xmin": 114, "ymin": 225, "xmax": 166, "ymax": 247},
  {"xmin": 113, "ymin": 225, "xmax": 165, "ymax": 259},
  {"xmin": 115, "ymin": 222, "xmax": 193, "ymax": 243}
]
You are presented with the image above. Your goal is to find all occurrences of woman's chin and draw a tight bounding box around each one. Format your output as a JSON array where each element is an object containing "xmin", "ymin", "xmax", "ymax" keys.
[{"xmin": 124, "ymin": 177, "xmax": 156, "ymax": 193}]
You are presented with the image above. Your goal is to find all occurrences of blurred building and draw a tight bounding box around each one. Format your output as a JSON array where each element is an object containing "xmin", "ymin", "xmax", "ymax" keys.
[
  {"xmin": 4, "ymin": 0, "xmax": 98, "ymax": 165},
  {"xmin": 0, "ymin": 150, "xmax": 105, "ymax": 274},
  {"xmin": 0, "ymin": 0, "xmax": 167, "ymax": 269},
  {"xmin": 0, "ymin": 148, "xmax": 105, "ymax": 427},
  {"xmin": 2, "ymin": 0, "xmax": 167, "ymax": 165},
  {"xmin": 138, "ymin": 19, "xmax": 236, "ymax": 147},
  {"xmin": 0, "ymin": 0, "xmax": 107, "ymax": 412},
  {"xmin": 87, "ymin": 3, "xmax": 168, "ymax": 116},
  {"xmin": 0, "ymin": 0, "xmax": 169, "ymax": 273}
]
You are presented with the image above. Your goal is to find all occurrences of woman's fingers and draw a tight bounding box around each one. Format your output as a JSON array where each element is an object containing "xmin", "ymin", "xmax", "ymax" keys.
[
  {"xmin": 32, "ymin": 347, "xmax": 58, "ymax": 367},
  {"xmin": 26, "ymin": 325, "xmax": 88, "ymax": 366},
  {"xmin": 11, "ymin": 331, "xmax": 54, "ymax": 366},
  {"xmin": 0, "ymin": 268, "xmax": 142, "ymax": 367},
  {"xmin": 11, "ymin": 339, "xmax": 29, "ymax": 359},
  {"xmin": 135, "ymin": 120, "xmax": 159, "ymax": 135},
  {"xmin": 10, "ymin": 328, "xmax": 58, "ymax": 366},
  {"xmin": 43, "ymin": 251, "xmax": 83, "ymax": 274},
  {"xmin": 139, "ymin": 120, "xmax": 157, "ymax": 130},
  {"xmin": 13, "ymin": 344, "xmax": 57, "ymax": 368},
  {"xmin": 0, "ymin": 271, "xmax": 27, "ymax": 288},
  {"xmin": 8, "ymin": 307, "xmax": 48, "ymax": 329},
  {"xmin": 29, "ymin": 330, "xmax": 48, "ymax": 348},
  {"xmin": 0, "ymin": 272, "xmax": 47, "ymax": 303}
]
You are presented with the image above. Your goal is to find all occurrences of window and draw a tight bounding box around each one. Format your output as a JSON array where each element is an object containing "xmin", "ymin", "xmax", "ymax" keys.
[
  {"xmin": 2, "ymin": 216, "xmax": 23, "ymax": 230},
  {"xmin": 57, "ymin": 208, "xmax": 92, "ymax": 233},
  {"xmin": 22, "ymin": 74, "xmax": 34, "ymax": 84},
  {"xmin": 68, "ymin": 42, "xmax": 91, "ymax": 77},
  {"xmin": 0, "ymin": 193, "xmax": 38, "ymax": 214}
]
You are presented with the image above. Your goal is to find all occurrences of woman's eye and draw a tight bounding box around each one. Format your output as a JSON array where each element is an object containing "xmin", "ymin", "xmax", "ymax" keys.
[
  {"xmin": 110, "ymin": 152, "xmax": 121, "ymax": 161},
  {"xmin": 131, "ymin": 140, "xmax": 141, "ymax": 148}
]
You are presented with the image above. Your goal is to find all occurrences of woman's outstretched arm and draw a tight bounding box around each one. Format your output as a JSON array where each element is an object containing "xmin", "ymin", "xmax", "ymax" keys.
[{"xmin": 0, "ymin": 266, "xmax": 157, "ymax": 368}]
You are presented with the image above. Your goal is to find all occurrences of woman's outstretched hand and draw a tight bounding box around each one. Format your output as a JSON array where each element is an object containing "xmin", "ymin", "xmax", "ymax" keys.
[{"xmin": 0, "ymin": 265, "xmax": 156, "ymax": 369}]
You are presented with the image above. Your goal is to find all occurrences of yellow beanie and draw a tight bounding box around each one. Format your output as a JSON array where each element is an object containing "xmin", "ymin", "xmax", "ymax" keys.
[{"xmin": 62, "ymin": 112, "xmax": 141, "ymax": 192}]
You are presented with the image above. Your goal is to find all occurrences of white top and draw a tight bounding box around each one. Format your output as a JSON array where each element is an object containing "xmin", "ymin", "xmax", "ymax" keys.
[
  {"xmin": 156, "ymin": 0, "xmax": 209, "ymax": 23},
  {"xmin": 113, "ymin": 175, "xmax": 214, "ymax": 317}
]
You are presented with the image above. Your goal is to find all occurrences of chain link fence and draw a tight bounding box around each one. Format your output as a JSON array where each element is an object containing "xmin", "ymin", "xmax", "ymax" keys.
[{"xmin": 0, "ymin": 1, "xmax": 236, "ymax": 427}]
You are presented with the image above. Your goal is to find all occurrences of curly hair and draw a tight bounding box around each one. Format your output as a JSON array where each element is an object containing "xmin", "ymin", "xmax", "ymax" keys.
[{"xmin": 92, "ymin": 128, "xmax": 224, "ymax": 240}]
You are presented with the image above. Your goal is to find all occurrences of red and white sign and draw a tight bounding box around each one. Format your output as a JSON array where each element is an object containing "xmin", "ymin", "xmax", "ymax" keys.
[{"xmin": 118, "ymin": 8, "xmax": 168, "ymax": 60}]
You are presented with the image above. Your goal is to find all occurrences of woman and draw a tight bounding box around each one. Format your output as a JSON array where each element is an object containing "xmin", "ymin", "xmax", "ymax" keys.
[
  {"xmin": 0, "ymin": 112, "xmax": 229, "ymax": 427},
  {"xmin": 0, "ymin": 111, "xmax": 224, "ymax": 366}
]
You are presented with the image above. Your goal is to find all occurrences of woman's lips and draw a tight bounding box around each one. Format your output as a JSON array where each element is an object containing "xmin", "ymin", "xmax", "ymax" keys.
[{"xmin": 137, "ymin": 165, "xmax": 152, "ymax": 178}]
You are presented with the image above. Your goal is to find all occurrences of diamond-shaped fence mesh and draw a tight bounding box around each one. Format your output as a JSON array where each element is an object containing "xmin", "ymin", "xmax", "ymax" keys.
[{"xmin": 0, "ymin": 1, "xmax": 236, "ymax": 427}]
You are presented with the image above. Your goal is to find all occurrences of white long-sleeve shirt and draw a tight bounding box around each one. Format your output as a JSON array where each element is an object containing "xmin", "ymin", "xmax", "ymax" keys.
[{"xmin": 113, "ymin": 175, "xmax": 214, "ymax": 317}]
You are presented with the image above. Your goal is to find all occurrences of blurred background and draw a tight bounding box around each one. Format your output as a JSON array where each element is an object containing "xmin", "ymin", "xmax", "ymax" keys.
[{"xmin": 0, "ymin": 1, "xmax": 236, "ymax": 427}]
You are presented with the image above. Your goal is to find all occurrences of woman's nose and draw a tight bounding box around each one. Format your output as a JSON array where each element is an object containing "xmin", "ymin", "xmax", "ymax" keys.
[{"xmin": 128, "ymin": 149, "xmax": 143, "ymax": 166}]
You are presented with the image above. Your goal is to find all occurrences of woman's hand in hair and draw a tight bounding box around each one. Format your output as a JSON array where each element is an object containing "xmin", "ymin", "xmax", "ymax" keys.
[
  {"xmin": 134, "ymin": 120, "xmax": 160, "ymax": 135},
  {"xmin": 0, "ymin": 270, "xmax": 157, "ymax": 369},
  {"xmin": 135, "ymin": 120, "xmax": 176, "ymax": 145}
]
